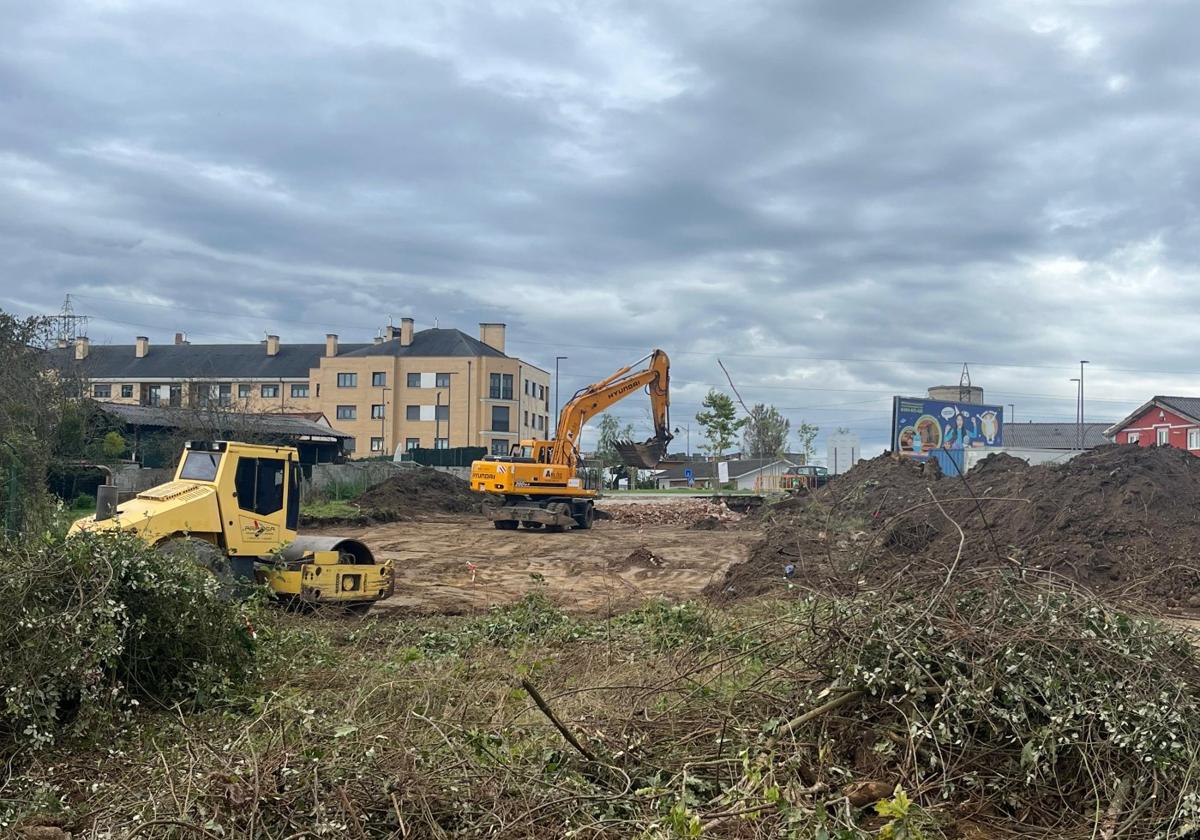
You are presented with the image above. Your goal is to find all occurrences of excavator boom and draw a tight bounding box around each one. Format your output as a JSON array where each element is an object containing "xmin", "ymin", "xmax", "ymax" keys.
[{"xmin": 469, "ymin": 349, "xmax": 672, "ymax": 531}]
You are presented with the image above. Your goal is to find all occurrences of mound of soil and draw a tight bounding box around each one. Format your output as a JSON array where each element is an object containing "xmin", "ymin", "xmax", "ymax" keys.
[
  {"xmin": 811, "ymin": 452, "xmax": 945, "ymax": 523},
  {"xmin": 688, "ymin": 516, "xmax": 725, "ymax": 531},
  {"xmin": 608, "ymin": 546, "xmax": 666, "ymax": 571},
  {"xmin": 354, "ymin": 468, "xmax": 479, "ymax": 518},
  {"xmin": 712, "ymin": 445, "xmax": 1200, "ymax": 607}
]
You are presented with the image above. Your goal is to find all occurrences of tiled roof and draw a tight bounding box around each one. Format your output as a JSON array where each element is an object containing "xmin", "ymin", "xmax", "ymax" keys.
[
  {"xmin": 47, "ymin": 328, "xmax": 508, "ymax": 378},
  {"xmin": 1004, "ymin": 422, "xmax": 1110, "ymax": 449},
  {"xmin": 97, "ymin": 402, "xmax": 352, "ymax": 440}
]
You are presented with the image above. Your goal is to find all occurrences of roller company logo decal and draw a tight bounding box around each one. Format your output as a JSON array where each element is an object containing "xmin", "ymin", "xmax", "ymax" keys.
[{"xmin": 239, "ymin": 516, "xmax": 278, "ymax": 542}]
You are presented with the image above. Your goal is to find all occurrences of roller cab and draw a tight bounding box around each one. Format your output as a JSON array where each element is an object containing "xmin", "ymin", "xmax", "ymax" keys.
[{"xmin": 71, "ymin": 440, "xmax": 393, "ymax": 611}]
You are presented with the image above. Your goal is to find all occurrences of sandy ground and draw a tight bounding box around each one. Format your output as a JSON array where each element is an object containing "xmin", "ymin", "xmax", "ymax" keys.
[{"xmin": 319, "ymin": 515, "xmax": 760, "ymax": 616}]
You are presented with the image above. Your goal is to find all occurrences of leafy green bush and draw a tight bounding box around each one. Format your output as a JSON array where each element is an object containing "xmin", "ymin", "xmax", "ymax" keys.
[{"xmin": 0, "ymin": 530, "xmax": 258, "ymax": 754}]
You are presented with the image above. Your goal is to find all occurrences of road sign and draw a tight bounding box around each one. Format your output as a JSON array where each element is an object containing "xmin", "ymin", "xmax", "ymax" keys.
[{"xmin": 684, "ymin": 467, "xmax": 694, "ymax": 487}]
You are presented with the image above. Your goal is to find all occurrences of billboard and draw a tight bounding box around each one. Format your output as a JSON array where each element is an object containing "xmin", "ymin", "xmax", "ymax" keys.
[{"xmin": 892, "ymin": 396, "xmax": 1004, "ymax": 457}]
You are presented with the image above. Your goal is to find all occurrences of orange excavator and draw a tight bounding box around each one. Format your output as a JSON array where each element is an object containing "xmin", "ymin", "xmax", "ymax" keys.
[{"xmin": 469, "ymin": 350, "xmax": 671, "ymax": 531}]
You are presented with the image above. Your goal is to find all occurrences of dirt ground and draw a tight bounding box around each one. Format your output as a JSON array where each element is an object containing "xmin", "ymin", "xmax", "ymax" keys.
[{"xmin": 318, "ymin": 516, "xmax": 759, "ymax": 615}]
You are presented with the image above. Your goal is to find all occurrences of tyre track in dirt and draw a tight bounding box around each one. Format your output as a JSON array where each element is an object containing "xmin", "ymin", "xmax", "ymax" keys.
[{"xmin": 318, "ymin": 515, "xmax": 760, "ymax": 616}]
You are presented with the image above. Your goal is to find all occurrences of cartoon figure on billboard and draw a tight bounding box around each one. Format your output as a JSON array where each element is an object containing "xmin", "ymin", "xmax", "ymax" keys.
[{"xmin": 979, "ymin": 410, "xmax": 999, "ymax": 444}]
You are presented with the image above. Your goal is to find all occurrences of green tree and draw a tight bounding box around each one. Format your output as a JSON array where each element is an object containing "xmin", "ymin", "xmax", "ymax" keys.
[
  {"xmin": 695, "ymin": 390, "xmax": 745, "ymax": 458},
  {"xmin": 797, "ymin": 420, "xmax": 820, "ymax": 464},
  {"xmin": 595, "ymin": 413, "xmax": 634, "ymax": 467},
  {"xmin": 100, "ymin": 431, "xmax": 127, "ymax": 459},
  {"xmin": 743, "ymin": 403, "xmax": 790, "ymax": 459}
]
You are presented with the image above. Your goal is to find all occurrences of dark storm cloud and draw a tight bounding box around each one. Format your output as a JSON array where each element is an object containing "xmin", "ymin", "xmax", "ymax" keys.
[{"xmin": 4, "ymin": 0, "xmax": 1200, "ymax": 454}]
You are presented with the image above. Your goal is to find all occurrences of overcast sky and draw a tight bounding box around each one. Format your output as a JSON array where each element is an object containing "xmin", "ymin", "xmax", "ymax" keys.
[{"xmin": 4, "ymin": 0, "xmax": 1200, "ymax": 458}]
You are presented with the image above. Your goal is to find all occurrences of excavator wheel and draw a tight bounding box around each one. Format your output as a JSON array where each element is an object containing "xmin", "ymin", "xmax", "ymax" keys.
[
  {"xmin": 521, "ymin": 521, "xmax": 544, "ymax": 529},
  {"xmin": 574, "ymin": 505, "xmax": 595, "ymax": 530}
]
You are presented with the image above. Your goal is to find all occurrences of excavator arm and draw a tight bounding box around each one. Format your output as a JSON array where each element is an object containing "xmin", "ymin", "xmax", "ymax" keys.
[{"xmin": 552, "ymin": 350, "xmax": 672, "ymax": 470}]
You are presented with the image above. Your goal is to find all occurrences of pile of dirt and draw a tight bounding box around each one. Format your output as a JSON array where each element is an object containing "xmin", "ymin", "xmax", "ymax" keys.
[
  {"xmin": 688, "ymin": 516, "xmax": 726, "ymax": 531},
  {"xmin": 607, "ymin": 546, "xmax": 666, "ymax": 571},
  {"xmin": 712, "ymin": 445, "xmax": 1200, "ymax": 607},
  {"xmin": 354, "ymin": 468, "xmax": 479, "ymax": 518}
]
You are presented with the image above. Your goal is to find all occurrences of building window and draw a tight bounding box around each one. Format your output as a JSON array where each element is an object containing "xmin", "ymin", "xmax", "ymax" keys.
[
  {"xmin": 371, "ymin": 404, "xmax": 385, "ymax": 419},
  {"xmin": 538, "ymin": 384, "xmax": 545, "ymax": 401},
  {"xmin": 491, "ymin": 439, "xmax": 509, "ymax": 455},
  {"xmin": 406, "ymin": 405, "xmax": 420, "ymax": 421},
  {"xmin": 337, "ymin": 372, "xmax": 357, "ymax": 388},
  {"xmin": 1189, "ymin": 429, "xmax": 1200, "ymax": 450},
  {"xmin": 336, "ymin": 405, "xmax": 357, "ymax": 420},
  {"xmin": 489, "ymin": 373, "xmax": 513, "ymax": 400},
  {"xmin": 436, "ymin": 404, "xmax": 449, "ymax": 421},
  {"xmin": 120, "ymin": 384, "xmax": 133, "ymax": 399},
  {"xmin": 143, "ymin": 385, "xmax": 160, "ymax": 406},
  {"xmin": 524, "ymin": 410, "xmax": 529, "ymax": 427},
  {"xmin": 372, "ymin": 372, "xmax": 386, "ymax": 387},
  {"xmin": 1128, "ymin": 431, "xmax": 1140, "ymax": 444},
  {"xmin": 238, "ymin": 384, "xmax": 252, "ymax": 399},
  {"xmin": 407, "ymin": 372, "xmax": 421, "ymax": 388},
  {"xmin": 1157, "ymin": 427, "xmax": 1170, "ymax": 446},
  {"xmin": 261, "ymin": 384, "xmax": 279, "ymax": 398},
  {"xmin": 491, "ymin": 405, "xmax": 510, "ymax": 432},
  {"xmin": 406, "ymin": 437, "xmax": 420, "ymax": 451},
  {"xmin": 344, "ymin": 438, "xmax": 355, "ymax": 453},
  {"xmin": 216, "ymin": 384, "xmax": 231, "ymax": 407},
  {"xmin": 291, "ymin": 383, "xmax": 309, "ymax": 398},
  {"xmin": 436, "ymin": 372, "xmax": 450, "ymax": 388},
  {"xmin": 93, "ymin": 384, "xmax": 111, "ymax": 398},
  {"xmin": 169, "ymin": 384, "xmax": 182, "ymax": 407},
  {"xmin": 434, "ymin": 438, "xmax": 449, "ymax": 449},
  {"xmin": 370, "ymin": 437, "xmax": 384, "ymax": 452}
]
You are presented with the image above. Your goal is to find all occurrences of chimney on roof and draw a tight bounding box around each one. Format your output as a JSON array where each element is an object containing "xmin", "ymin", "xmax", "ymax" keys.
[
  {"xmin": 325, "ymin": 333, "xmax": 338, "ymax": 357},
  {"xmin": 74, "ymin": 336, "xmax": 90, "ymax": 360},
  {"xmin": 373, "ymin": 335, "xmax": 384, "ymax": 344},
  {"xmin": 135, "ymin": 336, "xmax": 149, "ymax": 358},
  {"xmin": 266, "ymin": 334, "xmax": 280, "ymax": 356},
  {"xmin": 174, "ymin": 332, "xmax": 188, "ymax": 345},
  {"xmin": 385, "ymin": 324, "xmax": 399, "ymax": 341},
  {"xmin": 479, "ymin": 322, "xmax": 506, "ymax": 353},
  {"xmin": 400, "ymin": 317, "xmax": 414, "ymax": 347}
]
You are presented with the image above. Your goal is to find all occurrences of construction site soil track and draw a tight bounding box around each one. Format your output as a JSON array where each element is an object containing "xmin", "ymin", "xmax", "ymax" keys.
[
  {"xmin": 313, "ymin": 516, "xmax": 758, "ymax": 615},
  {"xmin": 712, "ymin": 444, "xmax": 1200, "ymax": 607}
]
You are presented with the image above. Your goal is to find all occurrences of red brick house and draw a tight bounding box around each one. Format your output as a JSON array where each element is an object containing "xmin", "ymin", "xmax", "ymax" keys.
[{"xmin": 1105, "ymin": 396, "xmax": 1200, "ymax": 454}]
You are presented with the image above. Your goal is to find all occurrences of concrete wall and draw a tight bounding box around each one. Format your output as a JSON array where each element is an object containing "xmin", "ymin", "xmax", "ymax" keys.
[{"xmin": 112, "ymin": 464, "xmax": 173, "ymax": 492}]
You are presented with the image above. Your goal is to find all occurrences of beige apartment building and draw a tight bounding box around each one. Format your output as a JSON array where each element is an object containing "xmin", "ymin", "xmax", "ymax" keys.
[{"xmin": 53, "ymin": 320, "xmax": 552, "ymax": 458}]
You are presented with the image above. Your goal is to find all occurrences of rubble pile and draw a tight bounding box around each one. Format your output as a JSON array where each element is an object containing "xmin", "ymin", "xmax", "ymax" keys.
[
  {"xmin": 712, "ymin": 445, "xmax": 1200, "ymax": 606},
  {"xmin": 599, "ymin": 500, "xmax": 744, "ymax": 528}
]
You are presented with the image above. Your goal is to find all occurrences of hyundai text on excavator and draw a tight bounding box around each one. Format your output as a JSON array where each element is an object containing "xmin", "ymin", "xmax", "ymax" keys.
[
  {"xmin": 70, "ymin": 440, "xmax": 394, "ymax": 611},
  {"xmin": 470, "ymin": 349, "xmax": 671, "ymax": 531}
]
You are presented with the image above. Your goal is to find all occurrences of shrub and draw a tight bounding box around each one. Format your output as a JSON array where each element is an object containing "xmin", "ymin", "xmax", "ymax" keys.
[{"xmin": 0, "ymin": 530, "xmax": 258, "ymax": 755}]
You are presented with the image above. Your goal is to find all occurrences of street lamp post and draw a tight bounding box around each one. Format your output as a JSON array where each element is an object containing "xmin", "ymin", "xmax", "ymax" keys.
[
  {"xmin": 1070, "ymin": 378, "xmax": 1081, "ymax": 450},
  {"xmin": 554, "ymin": 356, "xmax": 568, "ymax": 435},
  {"xmin": 674, "ymin": 423, "xmax": 690, "ymax": 456},
  {"xmin": 1080, "ymin": 360, "xmax": 1090, "ymax": 449}
]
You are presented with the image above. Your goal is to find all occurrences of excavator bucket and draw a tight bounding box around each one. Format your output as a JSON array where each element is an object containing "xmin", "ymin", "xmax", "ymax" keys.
[{"xmin": 614, "ymin": 435, "xmax": 672, "ymax": 468}]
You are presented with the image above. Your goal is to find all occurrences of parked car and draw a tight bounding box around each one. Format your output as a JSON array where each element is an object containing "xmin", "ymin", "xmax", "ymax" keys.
[{"xmin": 780, "ymin": 465, "xmax": 830, "ymax": 494}]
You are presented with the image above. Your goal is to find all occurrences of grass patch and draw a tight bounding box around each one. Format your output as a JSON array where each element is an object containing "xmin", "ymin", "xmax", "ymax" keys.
[{"xmin": 300, "ymin": 499, "xmax": 365, "ymax": 520}]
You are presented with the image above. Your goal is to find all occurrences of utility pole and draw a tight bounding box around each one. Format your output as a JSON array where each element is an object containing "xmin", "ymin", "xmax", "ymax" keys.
[
  {"xmin": 554, "ymin": 356, "xmax": 568, "ymax": 436},
  {"xmin": 674, "ymin": 423, "xmax": 690, "ymax": 456},
  {"xmin": 1008, "ymin": 403, "xmax": 1015, "ymax": 424}
]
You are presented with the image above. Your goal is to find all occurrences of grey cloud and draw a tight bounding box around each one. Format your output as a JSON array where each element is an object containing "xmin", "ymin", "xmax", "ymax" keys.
[{"xmin": 4, "ymin": 0, "xmax": 1200, "ymax": 456}]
